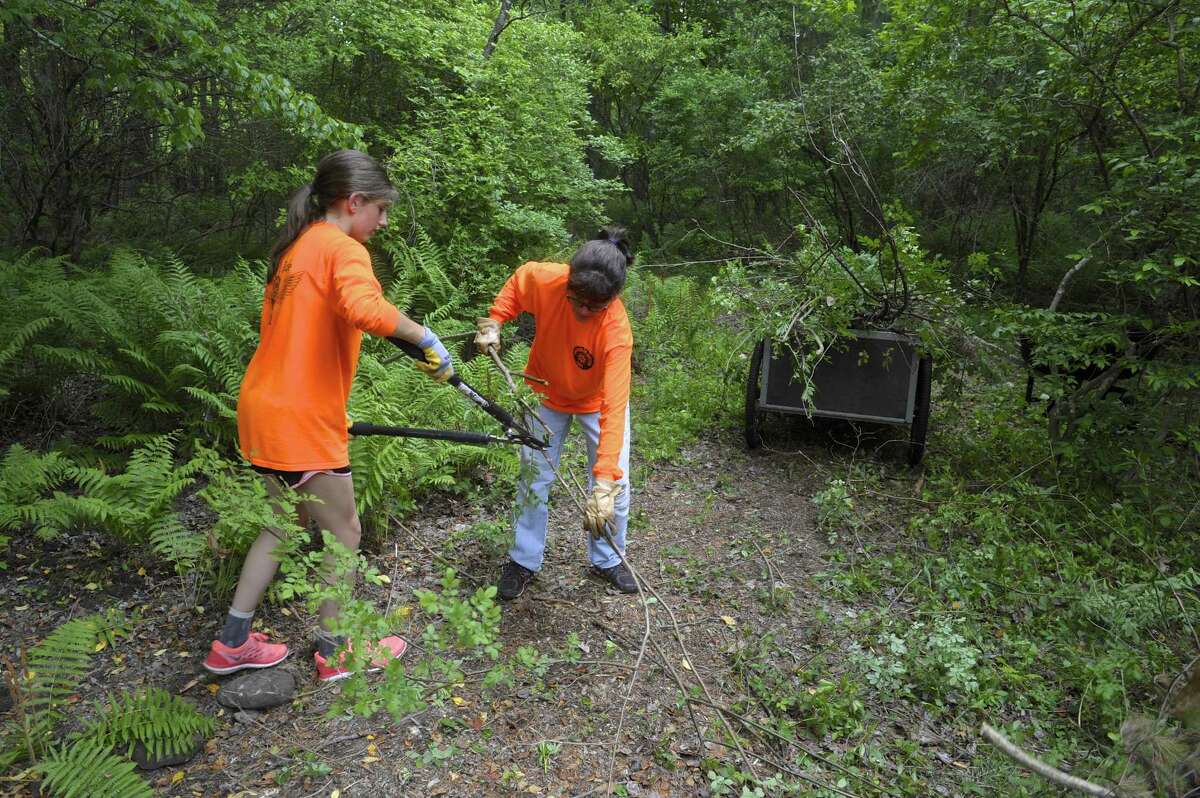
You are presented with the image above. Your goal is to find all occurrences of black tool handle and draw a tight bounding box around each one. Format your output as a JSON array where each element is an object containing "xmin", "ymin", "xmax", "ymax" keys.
[
  {"xmin": 387, "ymin": 336, "xmax": 428, "ymax": 363},
  {"xmin": 387, "ymin": 336, "xmax": 520, "ymax": 430},
  {"xmin": 348, "ymin": 422, "xmax": 500, "ymax": 446}
]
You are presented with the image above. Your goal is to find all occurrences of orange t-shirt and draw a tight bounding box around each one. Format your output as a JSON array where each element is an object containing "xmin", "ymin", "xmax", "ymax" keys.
[
  {"xmin": 489, "ymin": 261, "xmax": 633, "ymax": 481},
  {"xmin": 237, "ymin": 221, "xmax": 401, "ymax": 470}
]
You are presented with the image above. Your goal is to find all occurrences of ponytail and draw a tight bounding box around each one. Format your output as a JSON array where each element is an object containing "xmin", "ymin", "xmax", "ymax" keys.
[
  {"xmin": 267, "ymin": 150, "xmax": 400, "ymax": 282},
  {"xmin": 568, "ymin": 224, "xmax": 634, "ymax": 302},
  {"xmin": 268, "ymin": 183, "xmax": 322, "ymax": 282}
]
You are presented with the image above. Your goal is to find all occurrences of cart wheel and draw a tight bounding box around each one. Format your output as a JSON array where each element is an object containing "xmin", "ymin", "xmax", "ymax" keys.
[
  {"xmin": 907, "ymin": 356, "xmax": 933, "ymax": 465},
  {"xmin": 745, "ymin": 339, "xmax": 765, "ymax": 449}
]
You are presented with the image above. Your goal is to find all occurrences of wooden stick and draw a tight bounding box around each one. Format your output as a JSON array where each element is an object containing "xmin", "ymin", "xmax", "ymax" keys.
[
  {"xmin": 980, "ymin": 723, "xmax": 1115, "ymax": 796},
  {"xmin": 515, "ymin": 370, "xmax": 549, "ymax": 386}
]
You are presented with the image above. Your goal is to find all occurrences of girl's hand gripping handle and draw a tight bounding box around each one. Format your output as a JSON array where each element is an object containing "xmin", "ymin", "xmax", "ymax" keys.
[{"xmin": 390, "ymin": 328, "xmax": 454, "ymax": 382}]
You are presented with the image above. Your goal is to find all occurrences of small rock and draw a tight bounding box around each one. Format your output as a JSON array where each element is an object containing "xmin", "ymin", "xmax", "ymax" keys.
[
  {"xmin": 131, "ymin": 734, "xmax": 203, "ymax": 770},
  {"xmin": 217, "ymin": 669, "xmax": 295, "ymax": 710},
  {"xmin": 233, "ymin": 710, "xmax": 261, "ymax": 724}
]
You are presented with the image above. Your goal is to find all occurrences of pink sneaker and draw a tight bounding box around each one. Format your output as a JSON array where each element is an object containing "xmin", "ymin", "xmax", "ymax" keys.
[
  {"xmin": 203, "ymin": 632, "xmax": 289, "ymax": 674},
  {"xmin": 314, "ymin": 635, "xmax": 408, "ymax": 683}
]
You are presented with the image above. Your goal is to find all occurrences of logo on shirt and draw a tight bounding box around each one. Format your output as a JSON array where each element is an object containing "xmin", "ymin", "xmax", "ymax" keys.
[
  {"xmin": 573, "ymin": 346, "xmax": 595, "ymax": 370},
  {"xmin": 265, "ymin": 257, "xmax": 302, "ymax": 324}
]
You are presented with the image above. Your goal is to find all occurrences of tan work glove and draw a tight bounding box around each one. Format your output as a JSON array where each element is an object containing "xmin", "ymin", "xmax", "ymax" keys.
[
  {"xmin": 474, "ymin": 317, "xmax": 501, "ymax": 355},
  {"xmin": 584, "ymin": 479, "xmax": 624, "ymax": 539}
]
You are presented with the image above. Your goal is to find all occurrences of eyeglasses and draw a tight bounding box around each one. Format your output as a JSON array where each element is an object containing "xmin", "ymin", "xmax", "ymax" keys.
[{"xmin": 566, "ymin": 292, "xmax": 611, "ymax": 313}]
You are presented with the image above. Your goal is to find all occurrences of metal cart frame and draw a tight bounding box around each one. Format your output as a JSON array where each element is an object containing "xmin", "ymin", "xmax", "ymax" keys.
[{"xmin": 744, "ymin": 331, "xmax": 933, "ymax": 464}]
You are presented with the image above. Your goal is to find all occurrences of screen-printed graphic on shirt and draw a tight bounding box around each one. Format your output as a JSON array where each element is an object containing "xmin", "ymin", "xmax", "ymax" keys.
[
  {"xmin": 573, "ymin": 346, "xmax": 595, "ymax": 370},
  {"xmin": 265, "ymin": 258, "xmax": 302, "ymax": 325}
]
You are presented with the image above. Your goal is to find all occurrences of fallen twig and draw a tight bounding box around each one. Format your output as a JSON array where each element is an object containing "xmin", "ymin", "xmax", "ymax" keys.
[{"xmin": 980, "ymin": 722, "xmax": 1116, "ymax": 796}]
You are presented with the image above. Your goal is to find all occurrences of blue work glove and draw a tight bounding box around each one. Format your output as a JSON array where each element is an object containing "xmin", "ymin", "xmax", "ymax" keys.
[{"xmin": 415, "ymin": 327, "xmax": 454, "ymax": 382}]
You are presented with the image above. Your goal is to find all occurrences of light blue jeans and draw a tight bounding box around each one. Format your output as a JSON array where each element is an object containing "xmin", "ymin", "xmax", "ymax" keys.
[{"xmin": 509, "ymin": 403, "xmax": 631, "ymax": 572}]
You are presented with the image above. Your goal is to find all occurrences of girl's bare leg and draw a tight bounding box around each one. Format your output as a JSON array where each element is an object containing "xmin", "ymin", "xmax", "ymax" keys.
[
  {"xmin": 221, "ymin": 476, "xmax": 305, "ymax": 645},
  {"xmin": 295, "ymin": 473, "xmax": 361, "ymax": 639},
  {"xmin": 230, "ymin": 476, "xmax": 305, "ymax": 613}
]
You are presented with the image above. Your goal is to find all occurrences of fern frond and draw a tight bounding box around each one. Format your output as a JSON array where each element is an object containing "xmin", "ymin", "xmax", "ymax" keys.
[
  {"xmin": 82, "ymin": 687, "xmax": 215, "ymax": 762},
  {"xmin": 95, "ymin": 433, "xmax": 163, "ymax": 450},
  {"xmin": 28, "ymin": 343, "xmax": 109, "ymax": 373},
  {"xmin": 0, "ymin": 317, "xmax": 53, "ymax": 371},
  {"xmin": 179, "ymin": 386, "xmax": 238, "ymax": 418},
  {"xmin": 0, "ymin": 446, "xmax": 76, "ymax": 537},
  {"xmin": 100, "ymin": 373, "xmax": 158, "ymax": 399},
  {"xmin": 0, "ymin": 615, "xmax": 104, "ymax": 768},
  {"xmin": 115, "ymin": 345, "xmax": 167, "ymax": 381},
  {"xmin": 23, "ymin": 616, "xmax": 101, "ymax": 713},
  {"xmin": 36, "ymin": 738, "xmax": 153, "ymax": 798},
  {"xmin": 148, "ymin": 515, "xmax": 205, "ymax": 570},
  {"xmin": 141, "ymin": 399, "xmax": 186, "ymax": 414}
]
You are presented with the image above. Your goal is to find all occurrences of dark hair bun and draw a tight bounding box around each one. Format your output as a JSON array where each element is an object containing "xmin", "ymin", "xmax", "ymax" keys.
[
  {"xmin": 593, "ymin": 225, "xmax": 632, "ymax": 266},
  {"xmin": 595, "ymin": 225, "xmax": 627, "ymax": 244}
]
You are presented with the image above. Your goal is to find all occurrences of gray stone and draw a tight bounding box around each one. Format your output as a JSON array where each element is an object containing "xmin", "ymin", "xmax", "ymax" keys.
[
  {"xmin": 233, "ymin": 709, "xmax": 262, "ymax": 724},
  {"xmin": 217, "ymin": 668, "xmax": 295, "ymax": 710},
  {"xmin": 130, "ymin": 734, "xmax": 202, "ymax": 771}
]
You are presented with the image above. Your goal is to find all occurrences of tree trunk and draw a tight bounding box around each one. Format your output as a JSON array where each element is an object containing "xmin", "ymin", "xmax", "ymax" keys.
[{"xmin": 483, "ymin": 0, "xmax": 513, "ymax": 60}]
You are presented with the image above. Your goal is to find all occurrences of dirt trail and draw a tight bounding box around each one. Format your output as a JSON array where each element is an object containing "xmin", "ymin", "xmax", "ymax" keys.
[{"xmin": 3, "ymin": 431, "xmax": 842, "ymax": 797}]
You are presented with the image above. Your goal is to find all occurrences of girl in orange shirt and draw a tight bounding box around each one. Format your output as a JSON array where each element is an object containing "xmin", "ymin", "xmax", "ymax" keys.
[
  {"xmin": 474, "ymin": 228, "xmax": 637, "ymax": 598},
  {"xmin": 204, "ymin": 150, "xmax": 454, "ymax": 682}
]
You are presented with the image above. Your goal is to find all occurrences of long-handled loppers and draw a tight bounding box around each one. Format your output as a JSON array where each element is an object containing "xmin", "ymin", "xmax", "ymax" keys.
[{"xmin": 347, "ymin": 337, "xmax": 548, "ymax": 451}]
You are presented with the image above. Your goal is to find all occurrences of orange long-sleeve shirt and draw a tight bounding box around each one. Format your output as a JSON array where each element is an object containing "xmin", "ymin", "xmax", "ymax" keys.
[
  {"xmin": 238, "ymin": 221, "xmax": 402, "ymax": 470},
  {"xmin": 489, "ymin": 261, "xmax": 633, "ymax": 481}
]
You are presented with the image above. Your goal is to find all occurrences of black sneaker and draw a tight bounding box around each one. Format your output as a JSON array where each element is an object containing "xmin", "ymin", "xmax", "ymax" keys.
[
  {"xmin": 593, "ymin": 562, "xmax": 638, "ymax": 594},
  {"xmin": 497, "ymin": 560, "xmax": 536, "ymax": 600}
]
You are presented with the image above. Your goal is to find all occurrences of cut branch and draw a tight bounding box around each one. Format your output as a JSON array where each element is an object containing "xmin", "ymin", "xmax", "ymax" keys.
[{"xmin": 980, "ymin": 723, "xmax": 1116, "ymax": 796}]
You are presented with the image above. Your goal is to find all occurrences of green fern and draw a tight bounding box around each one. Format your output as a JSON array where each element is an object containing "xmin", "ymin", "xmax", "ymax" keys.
[
  {"xmin": 381, "ymin": 228, "xmax": 469, "ymax": 325},
  {"xmin": 0, "ymin": 446, "xmax": 78, "ymax": 540},
  {"xmin": 0, "ymin": 436, "xmax": 204, "ymax": 570},
  {"xmin": 349, "ymin": 347, "xmax": 522, "ymax": 517},
  {"xmin": 147, "ymin": 514, "xmax": 205, "ymax": 572},
  {"xmin": 1, "ymin": 613, "xmax": 207, "ymax": 797},
  {"xmin": 81, "ymin": 687, "xmax": 215, "ymax": 762},
  {"xmin": 0, "ymin": 252, "xmax": 69, "ymax": 400},
  {"xmin": 2, "ymin": 249, "xmax": 260, "ymax": 446},
  {"xmin": 35, "ymin": 738, "xmax": 153, "ymax": 798},
  {"xmin": 0, "ymin": 317, "xmax": 53, "ymax": 400},
  {"xmin": 1, "ymin": 615, "xmax": 104, "ymax": 770}
]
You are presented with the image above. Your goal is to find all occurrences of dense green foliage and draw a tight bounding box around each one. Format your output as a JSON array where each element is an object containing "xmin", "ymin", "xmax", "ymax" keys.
[
  {"xmin": 3, "ymin": 611, "xmax": 204, "ymax": 797},
  {"xmin": 2, "ymin": 0, "xmax": 1198, "ymax": 795}
]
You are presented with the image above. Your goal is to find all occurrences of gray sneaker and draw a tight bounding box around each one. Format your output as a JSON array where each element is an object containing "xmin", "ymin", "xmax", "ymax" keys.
[
  {"xmin": 497, "ymin": 560, "xmax": 535, "ymax": 600},
  {"xmin": 593, "ymin": 562, "xmax": 638, "ymax": 593}
]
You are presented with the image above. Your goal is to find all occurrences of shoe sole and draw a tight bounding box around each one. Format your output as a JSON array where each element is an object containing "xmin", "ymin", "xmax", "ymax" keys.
[
  {"xmin": 317, "ymin": 663, "xmax": 392, "ymax": 683},
  {"xmin": 203, "ymin": 650, "xmax": 289, "ymax": 675}
]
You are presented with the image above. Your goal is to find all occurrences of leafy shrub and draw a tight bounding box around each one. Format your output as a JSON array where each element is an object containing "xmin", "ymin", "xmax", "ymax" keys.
[
  {"xmin": 713, "ymin": 225, "xmax": 962, "ymax": 392},
  {"xmin": 625, "ymin": 272, "xmax": 739, "ymax": 460}
]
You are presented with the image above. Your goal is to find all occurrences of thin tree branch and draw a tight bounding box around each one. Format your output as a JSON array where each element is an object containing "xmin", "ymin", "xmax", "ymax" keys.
[{"xmin": 981, "ymin": 723, "xmax": 1116, "ymax": 796}]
